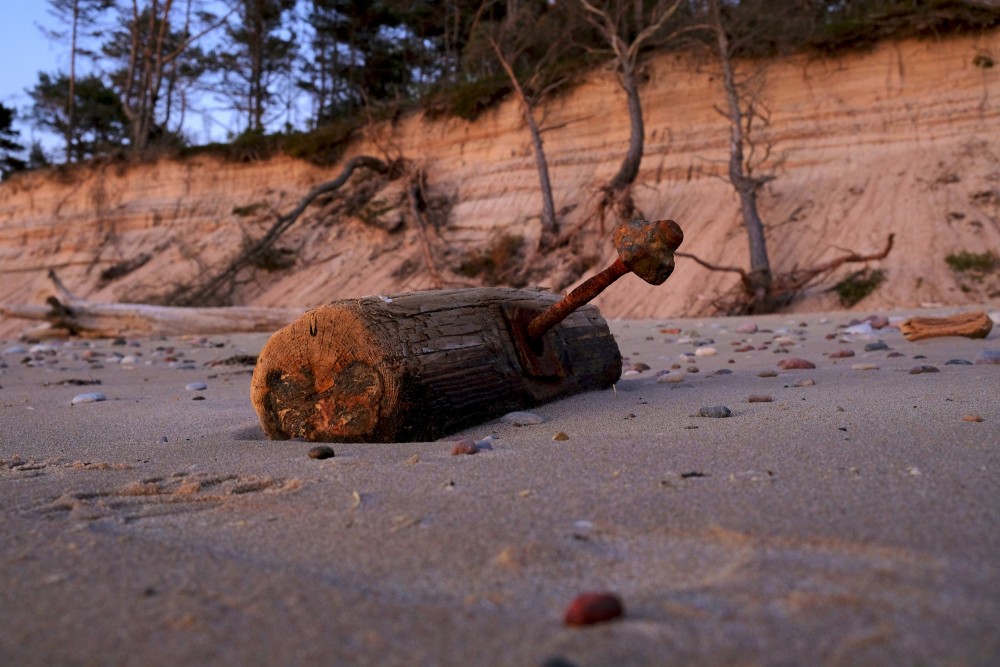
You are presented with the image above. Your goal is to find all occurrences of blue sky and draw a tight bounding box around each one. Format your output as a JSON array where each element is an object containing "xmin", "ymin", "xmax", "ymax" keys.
[{"xmin": 0, "ymin": 3, "xmax": 63, "ymax": 146}]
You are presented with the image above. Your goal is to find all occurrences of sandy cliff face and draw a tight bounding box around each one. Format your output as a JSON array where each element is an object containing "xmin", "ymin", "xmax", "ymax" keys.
[{"xmin": 1, "ymin": 32, "xmax": 998, "ymax": 337}]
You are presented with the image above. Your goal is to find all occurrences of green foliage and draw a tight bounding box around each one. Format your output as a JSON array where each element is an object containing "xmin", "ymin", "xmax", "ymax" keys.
[
  {"xmin": 423, "ymin": 75, "xmax": 512, "ymax": 121},
  {"xmin": 945, "ymin": 250, "xmax": 997, "ymax": 273},
  {"xmin": 282, "ymin": 120, "xmax": 358, "ymax": 166},
  {"xmin": 0, "ymin": 102, "xmax": 26, "ymax": 179},
  {"xmin": 833, "ymin": 268, "xmax": 885, "ymax": 307},
  {"xmin": 28, "ymin": 72, "xmax": 127, "ymax": 161},
  {"xmin": 232, "ymin": 202, "xmax": 269, "ymax": 217}
]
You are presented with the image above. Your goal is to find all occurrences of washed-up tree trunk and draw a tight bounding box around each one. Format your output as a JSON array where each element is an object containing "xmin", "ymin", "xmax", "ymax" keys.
[
  {"xmin": 0, "ymin": 270, "xmax": 301, "ymax": 337},
  {"xmin": 251, "ymin": 288, "xmax": 622, "ymax": 443}
]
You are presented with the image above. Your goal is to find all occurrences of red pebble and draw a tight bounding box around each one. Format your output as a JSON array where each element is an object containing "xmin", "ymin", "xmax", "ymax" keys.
[
  {"xmin": 564, "ymin": 592, "xmax": 625, "ymax": 626},
  {"xmin": 777, "ymin": 358, "xmax": 816, "ymax": 370},
  {"xmin": 450, "ymin": 438, "xmax": 478, "ymax": 455},
  {"xmin": 828, "ymin": 349, "xmax": 855, "ymax": 359}
]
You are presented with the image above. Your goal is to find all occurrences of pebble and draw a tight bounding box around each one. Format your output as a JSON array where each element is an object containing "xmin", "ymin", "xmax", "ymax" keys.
[
  {"xmin": 622, "ymin": 370, "xmax": 641, "ymax": 377},
  {"xmin": 793, "ymin": 379, "xmax": 816, "ymax": 387},
  {"xmin": 747, "ymin": 395, "xmax": 773, "ymax": 403},
  {"xmin": 450, "ymin": 438, "xmax": 478, "ymax": 455},
  {"xmin": 712, "ymin": 369, "xmax": 732, "ymax": 375},
  {"xmin": 945, "ymin": 359, "xmax": 973, "ymax": 365},
  {"xmin": 657, "ymin": 372, "xmax": 686, "ymax": 384},
  {"xmin": 630, "ymin": 362, "xmax": 651, "ymax": 372},
  {"xmin": 694, "ymin": 346, "xmax": 717, "ymax": 357},
  {"xmin": 962, "ymin": 414, "xmax": 984, "ymax": 422},
  {"xmin": 909, "ymin": 365, "xmax": 940, "ymax": 375},
  {"xmin": 735, "ymin": 322, "xmax": 758, "ymax": 334},
  {"xmin": 552, "ymin": 432, "xmax": 570, "ymax": 441},
  {"xmin": 308, "ymin": 445, "xmax": 335, "ymax": 460},
  {"xmin": 886, "ymin": 352, "xmax": 905, "ymax": 358},
  {"xmin": 974, "ymin": 349, "xmax": 1000, "ymax": 365},
  {"xmin": 71, "ymin": 392, "xmax": 106, "ymax": 405},
  {"xmin": 758, "ymin": 370, "xmax": 778, "ymax": 378},
  {"xmin": 699, "ymin": 405, "xmax": 733, "ymax": 418},
  {"xmin": 777, "ymin": 358, "xmax": 816, "ymax": 370},
  {"xmin": 2, "ymin": 345, "xmax": 27, "ymax": 356},
  {"xmin": 185, "ymin": 382, "xmax": 208, "ymax": 391},
  {"xmin": 852, "ymin": 363, "xmax": 879, "ymax": 371},
  {"xmin": 844, "ymin": 322, "xmax": 874, "ymax": 335},
  {"xmin": 119, "ymin": 355, "xmax": 138, "ymax": 365},
  {"xmin": 829, "ymin": 349, "xmax": 855, "ymax": 359},
  {"xmin": 869, "ymin": 316, "xmax": 890, "ymax": 329},
  {"xmin": 564, "ymin": 592, "xmax": 625, "ymax": 627},
  {"xmin": 864, "ymin": 341, "xmax": 889, "ymax": 352},
  {"xmin": 501, "ymin": 411, "xmax": 545, "ymax": 426}
]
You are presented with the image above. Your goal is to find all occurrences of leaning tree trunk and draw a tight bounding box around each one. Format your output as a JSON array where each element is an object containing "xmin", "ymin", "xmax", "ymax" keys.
[
  {"xmin": 710, "ymin": 0, "xmax": 772, "ymax": 308},
  {"xmin": 489, "ymin": 37, "xmax": 558, "ymax": 240},
  {"xmin": 609, "ymin": 66, "xmax": 645, "ymax": 194}
]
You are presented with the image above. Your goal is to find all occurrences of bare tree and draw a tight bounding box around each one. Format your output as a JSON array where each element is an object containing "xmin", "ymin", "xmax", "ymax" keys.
[
  {"xmin": 44, "ymin": 0, "xmax": 114, "ymax": 162},
  {"xmin": 675, "ymin": 0, "xmax": 894, "ymax": 314},
  {"xmin": 103, "ymin": 0, "xmax": 231, "ymax": 149},
  {"xmin": 579, "ymin": 0, "xmax": 687, "ymax": 219},
  {"xmin": 474, "ymin": 0, "xmax": 571, "ymax": 244},
  {"xmin": 706, "ymin": 0, "xmax": 773, "ymax": 307}
]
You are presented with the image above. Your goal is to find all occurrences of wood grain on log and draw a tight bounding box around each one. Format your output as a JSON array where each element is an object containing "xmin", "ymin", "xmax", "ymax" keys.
[
  {"xmin": 899, "ymin": 311, "xmax": 993, "ymax": 341},
  {"xmin": 250, "ymin": 288, "xmax": 622, "ymax": 443}
]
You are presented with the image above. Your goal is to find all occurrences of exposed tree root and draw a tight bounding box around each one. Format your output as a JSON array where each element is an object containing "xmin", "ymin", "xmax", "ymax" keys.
[
  {"xmin": 678, "ymin": 234, "xmax": 895, "ymax": 314},
  {"xmin": 172, "ymin": 155, "xmax": 403, "ymax": 306}
]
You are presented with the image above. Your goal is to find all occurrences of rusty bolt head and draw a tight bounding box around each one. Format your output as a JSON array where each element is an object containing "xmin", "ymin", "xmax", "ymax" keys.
[{"xmin": 612, "ymin": 218, "xmax": 684, "ymax": 285}]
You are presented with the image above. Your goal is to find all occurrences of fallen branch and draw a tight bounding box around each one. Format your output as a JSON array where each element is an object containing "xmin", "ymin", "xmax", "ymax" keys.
[
  {"xmin": 900, "ymin": 311, "xmax": 993, "ymax": 341},
  {"xmin": 0, "ymin": 270, "xmax": 302, "ymax": 338},
  {"xmin": 179, "ymin": 155, "xmax": 400, "ymax": 306}
]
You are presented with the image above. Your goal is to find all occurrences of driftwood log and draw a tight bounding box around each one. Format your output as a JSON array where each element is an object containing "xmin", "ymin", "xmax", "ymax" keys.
[
  {"xmin": 900, "ymin": 311, "xmax": 993, "ymax": 341},
  {"xmin": 250, "ymin": 288, "xmax": 622, "ymax": 443}
]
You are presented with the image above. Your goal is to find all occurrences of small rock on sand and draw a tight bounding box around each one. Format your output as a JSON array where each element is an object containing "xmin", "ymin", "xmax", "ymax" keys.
[
  {"xmin": 777, "ymin": 358, "xmax": 816, "ymax": 370},
  {"xmin": 501, "ymin": 411, "xmax": 545, "ymax": 426},
  {"xmin": 308, "ymin": 445, "xmax": 335, "ymax": 460},
  {"xmin": 564, "ymin": 592, "xmax": 624, "ymax": 626},
  {"xmin": 657, "ymin": 372, "xmax": 686, "ymax": 384},
  {"xmin": 851, "ymin": 363, "xmax": 879, "ymax": 371},
  {"xmin": 185, "ymin": 382, "xmax": 208, "ymax": 391},
  {"xmin": 735, "ymin": 322, "xmax": 758, "ymax": 334},
  {"xmin": 71, "ymin": 392, "xmax": 106, "ymax": 405},
  {"xmin": 909, "ymin": 365, "xmax": 940, "ymax": 375},
  {"xmin": 962, "ymin": 414, "xmax": 984, "ymax": 422},
  {"xmin": 699, "ymin": 406, "xmax": 733, "ymax": 418},
  {"xmin": 747, "ymin": 395, "xmax": 773, "ymax": 403},
  {"xmin": 974, "ymin": 349, "xmax": 1000, "ymax": 365}
]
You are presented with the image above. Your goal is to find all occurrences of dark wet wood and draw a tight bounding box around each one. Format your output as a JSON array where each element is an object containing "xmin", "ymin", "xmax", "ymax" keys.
[{"xmin": 250, "ymin": 288, "xmax": 622, "ymax": 442}]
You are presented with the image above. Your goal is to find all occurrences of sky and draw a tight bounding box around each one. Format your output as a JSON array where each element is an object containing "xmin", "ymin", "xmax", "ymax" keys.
[{"xmin": 0, "ymin": 2, "xmax": 63, "ymax": 148}]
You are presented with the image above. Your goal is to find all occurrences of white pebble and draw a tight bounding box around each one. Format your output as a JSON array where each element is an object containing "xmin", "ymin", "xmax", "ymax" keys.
[
  {"xmin": 694, "ymin": 346, "xmax": 717, "ymax": 357},
  {"xmin": 622, "ymin": 369, "xmax": 641, "ymax": 377},
  {"xmin": 844, "ymin": 322, "xmax": 874, "ymax": 335},
  {"xmin": 185, "ymin": 382, "xmax": 208, "ymax": 391},
  {"xmin": 501, "ymin": 411, "xmax": 545, "ymax": 426},
  {"xmin": 120, "ymin": 355, "xmax": 138, "ymax": 365},
  {"xmin": 2, "ymin": 345, "xmax": 27, "ymax": 356},
  {"xmin": 71, "ymin": 392, "xmax": 106, "ymax": 405}
]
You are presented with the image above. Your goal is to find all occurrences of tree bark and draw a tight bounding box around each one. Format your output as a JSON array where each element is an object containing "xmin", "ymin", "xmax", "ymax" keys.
[
  {"xmin": 486, "ymin": 35, "xmax": 558, "ymax": 239},
  {"xmin": 251, "ymin": 288, "xmax": 622, "ymax": 442},
  {"xmin": 609, "ymin": 66, "xmax": 645, "ymax": 193},
  {"xmin": 708, "ymin": 0, "xmax": 772, "ymax": 305}
]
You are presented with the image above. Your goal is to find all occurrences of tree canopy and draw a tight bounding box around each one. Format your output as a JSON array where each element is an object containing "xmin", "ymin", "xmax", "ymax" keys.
[{"xmin": 6, "ymin": 0, "xmax": 997, "ymax": 165}]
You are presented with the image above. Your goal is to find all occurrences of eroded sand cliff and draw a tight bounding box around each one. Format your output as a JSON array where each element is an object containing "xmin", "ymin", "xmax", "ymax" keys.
[{"xmin": 1, "ymin": 32, "xmax": 998, "ymax": 337}]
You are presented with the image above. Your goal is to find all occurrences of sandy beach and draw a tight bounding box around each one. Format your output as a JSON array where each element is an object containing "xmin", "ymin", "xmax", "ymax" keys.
[{"xmin": 2, "ymin": 306, "xmax": 998, "ymax": 666}]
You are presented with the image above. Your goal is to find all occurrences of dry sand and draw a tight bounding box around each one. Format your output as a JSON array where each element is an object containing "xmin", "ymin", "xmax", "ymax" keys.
[{"xmin": 1, "ymin": 306, "xmax": 999, "ymax": 665}]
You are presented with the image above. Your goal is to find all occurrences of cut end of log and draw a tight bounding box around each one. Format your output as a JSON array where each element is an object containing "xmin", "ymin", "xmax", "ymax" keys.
[
  {"xmin": 251, "ymin": 305, "xmax": 395, "ymax": 442},
  {"xmin": 899, "ymin": 311, "xmax": 993, "ymax": 342}
]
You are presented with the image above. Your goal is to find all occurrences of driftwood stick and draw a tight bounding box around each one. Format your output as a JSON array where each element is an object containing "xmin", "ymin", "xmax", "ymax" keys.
[
  {"xmin": 900, "ymin": 311, "xmax": 993, "ymax": 341},
  {"xmin": 0, "ymin": 271, "xmax": 303, "ymax": 337}
]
